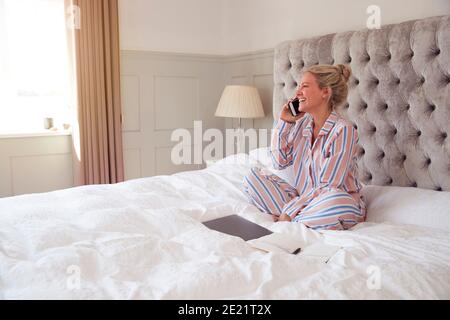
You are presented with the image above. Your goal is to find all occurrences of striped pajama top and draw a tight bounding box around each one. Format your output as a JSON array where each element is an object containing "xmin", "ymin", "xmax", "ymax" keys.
[{"xmin": 271, "ymin": 111, "xmax": 363, "ymax": 208}]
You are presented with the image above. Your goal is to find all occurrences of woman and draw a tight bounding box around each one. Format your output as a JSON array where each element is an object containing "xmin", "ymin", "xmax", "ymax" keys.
[{"xmin": 243, "ymin": 64, "xmax": 366, "ymax": 231}]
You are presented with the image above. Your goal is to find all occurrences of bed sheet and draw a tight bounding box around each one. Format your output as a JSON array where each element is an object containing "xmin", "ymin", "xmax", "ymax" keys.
[{"xmin": 0, "ymin": 154, "xmax": 449, "ymax": 299}]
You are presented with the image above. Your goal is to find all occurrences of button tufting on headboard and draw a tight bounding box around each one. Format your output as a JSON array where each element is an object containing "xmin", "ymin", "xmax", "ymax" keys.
[
  {"xmin": 273, "ymin": 15, "xmax": 450, "ymax": 191},
  {"xmin": 391, "ymin": 127, "xmax": 397, "ymax": 136},
  {"xmin": 445, "ymin": 74, "xmax": 450, "ymax": 84}
]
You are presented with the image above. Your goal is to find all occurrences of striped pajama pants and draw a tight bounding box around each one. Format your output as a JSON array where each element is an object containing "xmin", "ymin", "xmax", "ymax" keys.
[{"xmin": 243, "ymin": 167, "xmax": 365, "ymax": 231}]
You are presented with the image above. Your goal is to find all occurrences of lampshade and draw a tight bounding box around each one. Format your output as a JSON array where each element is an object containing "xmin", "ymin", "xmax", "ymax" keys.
[{"xmin": 215, "ymin": 85, "xmax": 265, "ymax": 119}]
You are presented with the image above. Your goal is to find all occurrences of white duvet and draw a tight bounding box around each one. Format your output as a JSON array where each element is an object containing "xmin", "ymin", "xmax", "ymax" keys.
[{"xmin": 0, "ymin": 154, "xmax": 449, "ymax": 299}]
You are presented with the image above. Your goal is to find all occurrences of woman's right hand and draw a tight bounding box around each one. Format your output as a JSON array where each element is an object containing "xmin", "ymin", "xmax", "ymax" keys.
[{"xmin": 280, "ymin": 98, "xmax": 306, "ymax": 123}]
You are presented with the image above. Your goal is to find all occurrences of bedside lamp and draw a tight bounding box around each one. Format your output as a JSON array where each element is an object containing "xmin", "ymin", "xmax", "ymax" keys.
[
  {"xmin": 215, "ymin": 85, "xmax": 265, "ymax": 153},
  {"xmin": 215, "ymin": 85, "xmax": 265, "ymax": 129}
]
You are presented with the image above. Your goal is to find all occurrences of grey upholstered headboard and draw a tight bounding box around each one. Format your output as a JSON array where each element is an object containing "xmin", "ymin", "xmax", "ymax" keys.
[{"xmin": 273, "ymin": 15, "xmax": 450, "ymax": 191}]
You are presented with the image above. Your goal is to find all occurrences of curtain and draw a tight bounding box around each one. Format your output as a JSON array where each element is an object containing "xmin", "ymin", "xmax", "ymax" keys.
[{"xmin": 67, "ymin": 0, "xmax": 124, "ymax": 185}]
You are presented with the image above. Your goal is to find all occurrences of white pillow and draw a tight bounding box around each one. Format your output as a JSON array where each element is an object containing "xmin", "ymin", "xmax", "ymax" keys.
[
  {"xmin": 362, "ymin": 185, "xmax": 450, "ymax": 233},
  {"xmin": 248, "ymin": 147, "xmax": 295, "ymax": 186}
]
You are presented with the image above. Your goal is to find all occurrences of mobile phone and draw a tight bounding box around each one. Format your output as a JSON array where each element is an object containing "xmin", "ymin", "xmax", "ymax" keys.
[{"xmin": 288, "ymin": 98, "xmax": 300, "ymax": 117}]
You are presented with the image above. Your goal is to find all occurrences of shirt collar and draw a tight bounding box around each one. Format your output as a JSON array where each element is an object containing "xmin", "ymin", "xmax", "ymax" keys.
[{"xmin": 302, "ymin": 111, "xmax": 339, "ymax": 138}]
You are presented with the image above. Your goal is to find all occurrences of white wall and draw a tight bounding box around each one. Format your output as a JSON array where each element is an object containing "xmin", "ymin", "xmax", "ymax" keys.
[
  {"xmin": 119, "ymin": 0, "xmax": 450, "ymax": 55},
  {"xmin": 223, "ymin": 0, "xmax": 450, "ymax": 54},
  {"xmin": 118, "ymin": 0, "xmax": 225, "ymax": 54}
]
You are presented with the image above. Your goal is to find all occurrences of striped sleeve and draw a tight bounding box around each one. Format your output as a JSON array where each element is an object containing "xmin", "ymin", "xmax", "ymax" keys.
[
  {"xmin": 270, "ymin": 119, "xmax": 295, "ymax": 169},
  {"xmin": 318, "ymin": 125, "xmax": 357, "ymax": 190}
]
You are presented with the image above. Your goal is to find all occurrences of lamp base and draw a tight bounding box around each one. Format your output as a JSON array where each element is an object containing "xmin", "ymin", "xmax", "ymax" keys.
[{"xmin": 236, "ymin": 117, "xmax": 245, "ymax": 154}]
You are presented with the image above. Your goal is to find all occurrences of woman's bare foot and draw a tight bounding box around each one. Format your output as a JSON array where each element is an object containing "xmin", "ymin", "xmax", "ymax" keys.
[{"xmin": 278, "ymin": 214, "xmax": 292, "ymax": 222}]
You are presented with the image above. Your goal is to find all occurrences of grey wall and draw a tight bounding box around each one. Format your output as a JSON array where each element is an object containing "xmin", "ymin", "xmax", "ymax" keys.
[
  {"xmin": 120, "ymin": 50, "xmax": 275, "ymax": 179},
  {"xmin": 0, "ymin": 134, "xmax": 73, "ymax": 198}
]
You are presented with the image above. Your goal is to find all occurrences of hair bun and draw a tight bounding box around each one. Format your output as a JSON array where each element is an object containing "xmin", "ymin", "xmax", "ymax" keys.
[{"xmin": 337, "ymin": 64, "xmax": 351, "ymax": 82}]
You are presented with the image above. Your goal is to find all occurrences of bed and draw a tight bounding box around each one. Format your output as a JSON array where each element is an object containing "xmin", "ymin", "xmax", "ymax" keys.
[{"xmin": 1, "ymin": 15, "xmax": 449, "ymax": 299}]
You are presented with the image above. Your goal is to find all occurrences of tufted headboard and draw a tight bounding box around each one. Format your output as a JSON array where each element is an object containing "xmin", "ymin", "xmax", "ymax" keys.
[{"xmin": 273, "ymin": 15, "xmax": 450, "ymax": 191}]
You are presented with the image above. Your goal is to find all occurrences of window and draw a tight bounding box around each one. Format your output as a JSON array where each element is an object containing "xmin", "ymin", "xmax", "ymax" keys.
[{"xmin": 0, "ymin": 0, "xmax": 71, "ymax": 135}]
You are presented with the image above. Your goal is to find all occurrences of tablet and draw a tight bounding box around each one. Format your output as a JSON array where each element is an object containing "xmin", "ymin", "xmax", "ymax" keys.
[{"xmin": 202, "ymin": 215, "xmax": 273, "ymax": 241}]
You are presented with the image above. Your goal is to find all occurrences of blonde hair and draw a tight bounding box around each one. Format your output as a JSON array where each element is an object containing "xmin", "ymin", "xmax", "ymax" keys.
[{"xmin": 305, "ymin": 64, "xmax": 352, "ymax": 109}]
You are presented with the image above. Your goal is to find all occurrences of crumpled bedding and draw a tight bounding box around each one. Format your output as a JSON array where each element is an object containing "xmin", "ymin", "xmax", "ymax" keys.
[{"xmin": 0, "ymin": 154, "xmax": 449, "ymax": 299}]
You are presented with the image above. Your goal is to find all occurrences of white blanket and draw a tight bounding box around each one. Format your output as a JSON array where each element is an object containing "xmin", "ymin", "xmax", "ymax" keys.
[{"xmin": 0, "ymin": 154, "xmax": 449, "ymax": 299}]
